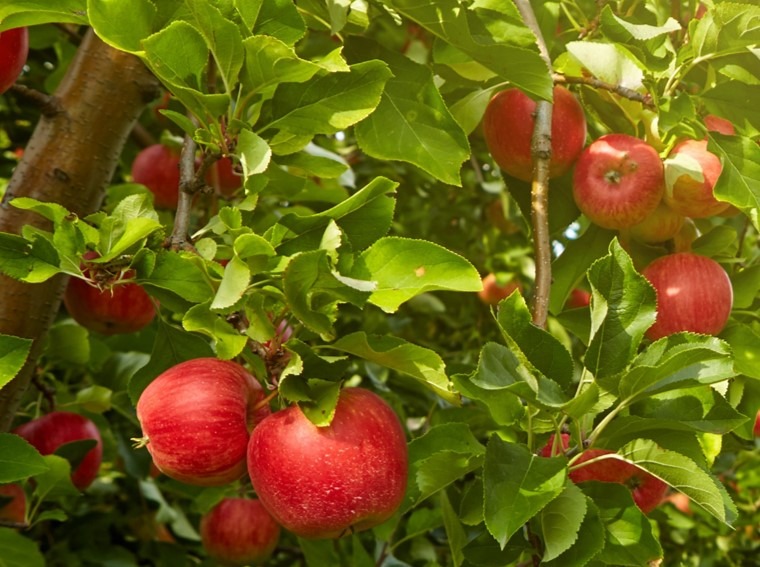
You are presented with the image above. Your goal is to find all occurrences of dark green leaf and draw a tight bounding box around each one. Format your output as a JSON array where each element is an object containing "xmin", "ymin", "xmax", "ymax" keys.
[
  {"xmin": 539, "ymin": 482, "xmax": 588, "ymax": 562},
  {"xmin": 0, "ymin": 434, "xmax": 49, "ymax": 483},
  {"xmin": 0, "ymin": 528, "xmax": 45, "ymax": 567}
]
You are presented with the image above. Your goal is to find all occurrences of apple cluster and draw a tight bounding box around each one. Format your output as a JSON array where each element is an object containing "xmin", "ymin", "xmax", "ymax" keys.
[
  {"xmin": 135, "ymin": 358, "xmax": 409, "ymax": 563},
  {"xmin": 483, "ymin": 87, "xmax": 735, "ymax": 339}
]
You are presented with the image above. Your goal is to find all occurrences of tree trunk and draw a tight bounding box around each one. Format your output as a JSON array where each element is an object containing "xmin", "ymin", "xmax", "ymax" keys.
[{"xmin": 0, "ymin": 29, "xmax": 159, "ymax": 431}]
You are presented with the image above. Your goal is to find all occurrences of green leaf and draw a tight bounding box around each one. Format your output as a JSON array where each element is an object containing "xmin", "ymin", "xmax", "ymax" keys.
[
  {"xmin": 243, "ymin": 0, "xmax": 305, "ymax": 46},
  {"xmin": 404, "ymin": 423, "xmax": 485, "ymax": 509},
  {"xmin": 87, "ymin": 0, "xmax": 160, "ymax": 53},
  {"xmin": 451, "ymin": 374, "xmax": 524, "ymax": 427},
  {"xmin": 238, "ymin": 129, "xmax": 272, "ymax": 180},
  {"xmin": 44, "ymin": 322, "xmax": 89, "ymax": 367},
  {"xmin": 331, "ymin": 332, "xmax": 458, "ymax": 405},
  {"xmin": 183, "ymin": 302, "xmax": 248, "ymax": 360},
  {"xmin": 580, "ymin": 482, "xmax": 663, "ymax": 566},
  {"xmin": 351, "ymin": 237, "xmax": 481, "ymax": 313},
  {"xmin": 0, "ymin": 233, "xmax": 61, "ymax": 283},
  {"xmin": 542, "ymin": 498, "xmax": 605, "ymax": 567},
  {"xmin": 617, "ymin": 439, "xmax": 736, "ymax": 526},
  {"xmin": 0, "ymin": 1, "xmax": 87, "ymax": 28},
  {"xmin": 97, "ymin": 194, "xmax": 162, "ymax": 261},
  {"xmin": 34, "ymin": 455, "xmax": 80, "ymax": 500},
  {"xmin": 690, "ymin": 3, "xmax": 760, "ymax": 61},
  {"xmin": 240, "ymin": 35, "xmax": 321, "ymax": 95},
  {"xmin": 350, "ymin": 38, "xmax": 470, "ymax": 186},
  {"xmin": 265, "ymin": 60, "xmax": 392, "ymax": 154},
  {"xmin": 496, "ymin": 292, "xmax": 574, "ymax": 393},
  {"xmin": 0, "ymin": 434, "xmax": 49, "ymax": 483},
  {"xmin": 610, "ymin": 334, "xmax": 735, "ymax": 402},
  {"xmin": 0, "ymin": 528, "xmax": 45, "ymax": 567},
  {"xmin": 731, "ymin": 264, "xmax": 760, "ymax": 309},
  {"xmin": 384, "ymin": 0, "xmax": 552, "ymax": 100},
  {"xmin": 483, "ymin": 437, "xmax": 566, "ymax": 548},
  {"xmin": 585, "ymin": 240, "xmax": 656, "ymax": 379},
  {"xmin": 600, "ymin": 6, "xmax": 681, "ymax": 41},
  {"xmin": 722, "ymin": 323, "xmax": 760, "ymax": 380},
  {"xmin": 708, "ymin": 133, "xmax": 760, "ymax": 230},
  {"xmin": 468, "ymin": 343, "xmax": 569, "ymax": 408},
  {"xmin": 74, "ymin": 386, "xmax": 113, "ymax": 414},
  {"xmin": 441, "ymin": 490, "xmax": 467, "ymax": 567},
  {"xmin": 210, "ymin": 256, "xmax": 250, "ymax": 311},
  {"xmin": 539, "ymin": 482, "xmax": 588, "ymax": 562},
  {"xmin": 0, "ymin": 334, "xmax": 32, "ymax": 391},
  {"xmin": 566, "ymin": 41, "xmax": 646, "ymax": 92},
  {"xmin": 128, "ymin": 322, "xmax": 215, "ymax": 404},
  {"xmin": 142, "ymin": 251, "xmax": 215, "ymax": 304}
]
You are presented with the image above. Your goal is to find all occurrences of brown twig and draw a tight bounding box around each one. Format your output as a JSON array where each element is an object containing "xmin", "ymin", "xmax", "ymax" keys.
[
  {"xmin": 8, "ymin": 85, "xmax": 63, "ymax": 118},
  {"xmin": 554, "ymin": 74, "xmax": 654, "ymax": 108},
  {"xmin": 513, "ymin": 0, "xmax": 553, "ymax": 330},
  {"xmin": 31, "ymin": 371, "xmax": 55, "ymax": 412}
]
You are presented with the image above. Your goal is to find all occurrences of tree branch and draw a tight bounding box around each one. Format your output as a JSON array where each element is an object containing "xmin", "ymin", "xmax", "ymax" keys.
[
  {"xmin": 8, "ymin": 84, "xmax": 63, "ymax": 118},
  {"xmin": 554, "ymin": 74, "xmax": 653, "ymax": 108}
]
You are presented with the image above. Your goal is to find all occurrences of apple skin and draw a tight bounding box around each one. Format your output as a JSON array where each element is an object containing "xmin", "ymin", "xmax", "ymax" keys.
[
  {"xmin": 13, "ymin": 412, "xmax": 102, "ymax": 490},
  {"xmin": 573, "ymin": 134, "xmax": 664, "ymax": 229},
  {"xmin": 0, "ymin": 484, "xmax": 26, "ymax": 525},
  {"xmin": 131, "ymin": 144, "xmax": 181, "ymax": 209},
  {"xmin": 754, "ymin": 410, "xmax": 760, "ymax": 437},
  {"xmin": 248, "ymin": 387, "xmax": 408, "ymax": 539},
  {"xmin": 664, "ymin": 139, "xmax": 729, "ymax": 218},
  {"xmin": 642, "ymin": 253, "xmax": 733, "ymax": 340},
  {"xmin": 565, "ymin": 289, "xmax": 591, "ymax": 309},
  {"xmin": 483, "ymin": 86, "xmax": 587, "ymax": 182},
  {"xmin": 200, "ymin": 498, "xmax": 281, "ymax": 566},
  {"xmin": 0, "ymin": 27, "xmax": 29, "ymax": 94},
  {"xmin": 206, "ymin": 156, "xmax": 242, "ymax": 197},
  {"xmin": 626, "ymin": 200, "xmax": 684, "ymax": 245},
  {"xmin": 136, "ymin": 358, "xmax": 270, "ymax": 487},
  {"xmin": 64, "ymin": 253, "xmax": 156, "ymax": 335},
  {"xmin": 478, "ymin": 273, "xmax": 522, "ymax": 306},
  {"xmin": 704, "ymin": 115, "xmax": 735, "ymax": 136}
]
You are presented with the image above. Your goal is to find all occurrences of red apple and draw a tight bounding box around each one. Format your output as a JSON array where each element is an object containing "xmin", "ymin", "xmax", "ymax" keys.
[
  {"xmin": 63, "ymin": 252, "xmax": 156, "ymax": 335},
  {"xmin": 573, "ymin": 134, "xmax": 664, "ymax": 229},
  {"xmin": 704, "ymin": 115, "xmax": 735, "ymax": 136},
  {"xmin": 539, "ymin": 433, "xmax": 570, "ymax": 457},
  {"xmin": 0, "ymin": 27, "xmax": 28, "ymax": 94},
  {"xmin": 0, "ymin": 484, "xmax": 26, "ymax": 525},
  {"xmin": 565, "ymin": 289, "xmax": 591, "ymax": 309},
  {"xmin": 754, "ymin": 410, "xmax": 760, "ymax": 437},
  {"xmin": 13, "ymin": 412, "xmax": 102, "ymax": 490},
  {"xmin": 664, "ymin": 139, "xmax": 729, "ymax": 218},
  {"xmin": 206, "ymin": 156, "xmax": 242, "ymax": 197},
  {"xmin": 626, "ymin": 200, "xmax": 685, "ymax": 245},
  {"xmin": 248, "ymin": 387, "xmax": 408, "ymax": 539},
  {"xmin": 478, "ymin": 273, "xmax": 522, "ymax": 306},
  {"xmin": 642, "ymin": 253, "xmax": 733, "ymax": 340},
  {"xmin": 136, "ymin": 358, "xmax": 270, "ymax": 487},
  {"xmin": 570, "ymin": 449, "xmax": 668, "ymax": 514},
  {"xmin": 131, "ymin": 144, "xmax": 181, "ymax": 209},
  {"xmin": 667, "ymin": 492, "xmax": 693, "ymax": 515},
  {"xmin": 201, "ymin": 498, "xmax": 281, "ymax": 566},
  {"xmin": 483, "ymin": 86, "xmax": 587, "ymax": 182}
]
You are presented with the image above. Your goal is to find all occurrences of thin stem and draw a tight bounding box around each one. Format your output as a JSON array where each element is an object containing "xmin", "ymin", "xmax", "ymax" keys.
[
  {"xmin": 554, "ymin": 74, "xmax": 654, "ymax": 108},
  {"xmin": 8, "ymin": 85, "xmax": 63, "ymax": 117},
  {"xmin": 585, "ymin": 396, "xmax": 633, "ymax": 448}
]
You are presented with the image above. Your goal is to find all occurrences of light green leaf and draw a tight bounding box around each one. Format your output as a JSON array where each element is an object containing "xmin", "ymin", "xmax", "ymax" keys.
[
  {"xmin": 74, "ymin": 385, "xmax": 113, "ymax": 413},
  {"xmin": 708, "ymin": 133, "xmax": 760, "ymax": 230},
  {"xmin": 142, "ymin": 251, "xmax": 215, "ymax": 304},
  {"xmin": 600, "ymin": 6, "xmax": 681, "ymax": 41},
  {"xmin": 540, "ymin": 482, "xmax": 588, "ymax": 562},
  {"xmin": 0, "ymin": 434, "xmax": 49, "ymax": 483},
  {"xmin": 330, "ymin": 332, "xmax": 458, "ymax": 404},
  {"xmin": 240, "ymin": 35, "xmax": 321, "ymax": 95},
  {"xmin": 351, "ymin": 237, "xmax": 481, "ymax": 313},
  {"xmin": 87, "ymin": 0, "xmax": 160, "ymax": 53},
  {"xmin": 233, "ymin": 233, "xmax": 276, "ymax": 259},
  {"xmin": 238, "ymin": 128, "xmax": 272, "ymax": 180},
  {"xmin": 451, "ymin": 373, "xmax": 524, "ymax": 426},
  {"xmin": 183, "ymin": 302, "xmax": 248, "ymax": 360},
  {"xmin": 0, "ymin": 233, "xmax": 61, "ymax": 283},
  {"xmin": 210, "ymin": 256, "xmax": 250, "ymax": 311},
  {"xmin": 483, "ymin": 437, "xmax": 566, "ymax": 548},
  {"xmin": 566, "ymin": 41, "xmax": 646, "ymax": 92},
  {"xmin": 245, "ymin": 0, "xmax": 305, "ymax": 46},
  {"xmin": 0, "ymin": 334, "xmax": 32, "ymax": 391}
]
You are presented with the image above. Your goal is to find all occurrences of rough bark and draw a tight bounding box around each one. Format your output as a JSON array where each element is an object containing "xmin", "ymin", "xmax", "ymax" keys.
[{"xmin": 0, "ymin": 29, "xmax": 159, "ymax": 431}]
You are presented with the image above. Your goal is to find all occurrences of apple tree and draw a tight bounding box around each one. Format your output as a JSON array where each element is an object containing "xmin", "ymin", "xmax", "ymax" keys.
[{"xmin": 0, "ymin": 0, "xmax": 759, "ymax": 565}]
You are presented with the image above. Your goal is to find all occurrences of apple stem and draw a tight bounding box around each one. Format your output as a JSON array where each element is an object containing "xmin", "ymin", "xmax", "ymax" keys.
[
  {"xmin": 554, "ymin": 74, "xmax": 653, "ymax": 108},
  {"xmin": 252, "ymin": 390, "xmax": 279, "ymax": 413}
]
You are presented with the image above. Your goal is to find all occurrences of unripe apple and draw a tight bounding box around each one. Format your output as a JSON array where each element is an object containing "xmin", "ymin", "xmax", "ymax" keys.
[
  {"xmin": 704, "ymin": 115, "xmax": 735, "ymax": 136},
  {"xmin": 0, "ymin": 484, "xmax": 26, "ymax": 525},
  {"xmin": 248, "ymin": 388, "xmax": 408, "ymax": 539},
  {"xmin": 0, "ymin": 27, "xmax": 29, "ymax": 94},
  {"xmin": 206, "ymin": 156, "xmax": 242, "ymax": 197},
  {"xmin": 663, "ymin": 139, "xmax": 729, "ymax": 218},
  {"xmin": 483, "ymin": 86, "xmax": 587, "ymax": 182},
  {"xmin": 642, "ymin": 253, "xmax": 733, "ymax": 340},
  {"xmin": 573, "ymin": 134, "xmax": 664, "ymax": 229},
  {"xmin": 64, "ymin": 253, "xmax": 156, "ymax": 335},
  {"xmin": 478, "ymin": 273, "xmax": 522, "ymax": 306},
  {"xmin": 131, "ymin": 144, "xmax": 181, "ymax": 209},
  {"xmin": 136, "ymin": 358, "xmax": 270, "ymax": 486},
  {"xmin": 14, "ymin": 412, "xmax": 103, "ymax": 490},
  {"xmin": 626, "ymin": 200, "xmax": 685, "ymax": 245},
  {"xmin": 200, "ymin": 498, "xmax": 281, "ymax": 566}
]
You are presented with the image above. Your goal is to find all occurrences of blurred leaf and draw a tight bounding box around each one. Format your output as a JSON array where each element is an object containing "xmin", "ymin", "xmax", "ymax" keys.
[
  {"xmin": 0, "ymin": 434, "xmax": 49, "ymax": 483},
  {"xmin": 0, "ymin": 1, "xmax": 87, "ymax": 29},
  {"xmin": 566, "ymin": 41, "xmax": 645, "ymax": 92},
  {"xmin": 0, "ymin": 334, "xmax": 32, "ymax": 391},
  {"xmin": 351, "ymin": 237, "xmax": 481, "ymax": 313},
  {"xmin": 731, "ymin": 265, "xmax": 760, "ymax": 309},
  {"xmin": 74, "ymin": 386, "xmax": 113, "ymax": 413},
  {"xmin": 0, "ymin": 528, "xmax": 45, "ymax": 567},
  {"xmin": 331, "ymin": 332, "xmax": 457, "ymax": 404},
  {"xmin": 722, "ymin": 323, "xmax": 760, "ymax": 380},
  {"xmin": 34, "ymin": 455, "xmax": 79, "ymax": 500},
  {"xmin": 45, "ymin": 322, "xmax": 89, "ymax": 367},
  {"xmin": 539, "ymin": 482, "xmax": 588, "ymax": 562},
  {"xmin": 585, "ymin": 240, "xmax": 656, "ymax": 379}
]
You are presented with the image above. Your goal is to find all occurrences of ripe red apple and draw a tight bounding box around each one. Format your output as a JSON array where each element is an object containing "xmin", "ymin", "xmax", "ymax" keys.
[
  {"xmin": 14, "ymin": 412, "xmax": 103, "ymax": 490},
  {"xmin": 131, "ymin": 144, "xmax": 181, "ymax": 209},
  {"xmin": 206, "ymin": 156, "xmax": 242, "ymax": 197},
  {"xmin": 539, "ymin": 433, "xmax": 570, "ymax": 457},
  {"xmin": 483, "ymin": 86, "xmax": 587, "ymax": 182},
  {"xmin": 63, "ymin": 252, "xmax": 156, "ymax": 335},
  {"xmin": 248, "ymin": 387, "xmax": 408, "ymax": 539},
  {"xmin": 573, "ymin": 134, "xmax": 664, "ymax": 229},
  {"xmin": 663, "ymin": 139, "xmax": 729, "ymax": 218},
  {"xmin": 642, "ymin": 253, "xmax": 733, "ymax": 340},
  {"xmin": 478, "ymin": 273, "xmax": 522, "ymax": 305},
  {"xmin": 570, "ymin": 449, "xmax": 668, "ymax": 514},
  {"xmin": 626, "ymin": 200, "xmax": 685, "ymax": 245},
  {"xmin": 136, "ymin": 358, "xmax": 270, "ymax": 487},
  {"xmin": 704, "ymin": 115, "xmax": 735, "ymax": 136},
  {"xmin": 0, "ymin": 484, "xmax": 26, "ymax": 525},
  {"xmin": 0, "ymin": 27, "xmax": 29, "ymax": 94},
  {"xmin": 200, "ymin": 498, "xmax": 281, "ymax": 566},
  {"xmin": 754, "ymin": 410, "xmax": 760, "ymax": 437},
  {"xmin": 565, "ymin": 289, "xmax": 591, "ymax": 309}
]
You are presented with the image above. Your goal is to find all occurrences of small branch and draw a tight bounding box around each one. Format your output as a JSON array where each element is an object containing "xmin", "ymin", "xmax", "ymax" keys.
[
  {"xmin": 554, "ymin": 74, "xmax": 654, "ymax": 108},
  {"xmin": 8, "ymin": 85, "xmax": 63, "ymax": 117},
  {"xmin": 54, "ymin": 23, "xmax": 83, "ymax": 45},
  {"xmin": 130, "ymin": 122, "xmax": 157, "ymax": 148},
  {"xmin": 31, "ymin": 371, "xmax": 55, "ymax": 412}
]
